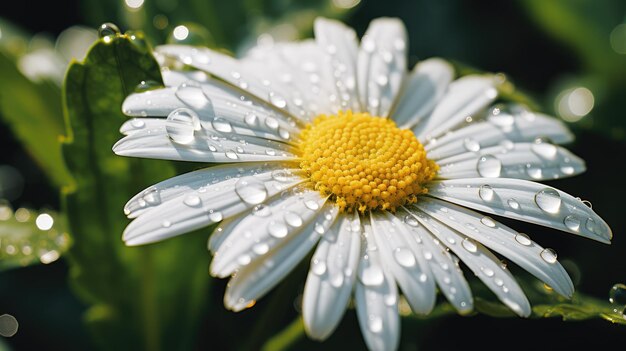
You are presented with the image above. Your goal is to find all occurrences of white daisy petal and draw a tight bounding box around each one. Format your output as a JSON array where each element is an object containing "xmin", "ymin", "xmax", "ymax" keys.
[
  {"xmin": 413, "ymin": 75, "xmax": 499, "ymax": 140},
  {"xmin": 370, "ymin": 212, "xmax": 436, "ymax": 314},
  {"xmin": 426, "ymin": 178, "xmax": 612, "ymax": 243},
  {"xmin": 408, "ymin": 207, "xmax": 532, "ymax": 317},
  {"xmin": 414, "ymin": 198, "xmax": 575, "ymax": 297},
  {"xmin": 436, "ymin": 142, "xmax": 586, "ymax": 180},
  {"xmin": 390, "ymin": 58, "xmax": 454, "ymax": 128},
  {"xmin": 302, "ymin": 212, "xmax": 361, "ymax": 340},
  {"xmin": 314, "ymin": 18, "xmax": 361, "ymax": 112},
  {"xmin": 355, "ymin": 222, "xmax": 400, "ymax": 351},
  {"xmin": 243, "ymin": 40, "xmax": 337, "ymax": 116},
  {"xmin": 426, "ymin": 105, "xmax": 574, "ymax": 159},
  {"xmin": 396, "ymin": 207, "xmax": 474, "ymax": 314},
  {"xmin": 112, "ymin": 122, "xmax": 296, "ymax": 163},
  {"xmin": 124, "ymin": 163, "xmax": 301, "ymax": 219},
  {"xmin": 161, "ymin": 69, "xmax": 210, "ymax": 87},
  {"xmin": 123, "ymin": 168, "xmax": 303, "ymax": 246},
  {"xmin": 157, "ymin": 45, "xmax": 309, "ymax": 120},
  {"xmin": 210, "ymin": 189, "xmax": 328, "ymax": 278},
  {"xmin": 357, "ymin": 17, "xmax": 408, "ymax": 117},
  {"xmin": 223, "ymin": 204, "xmax": 339, "ymax": 312},
  {"xmin": 122, "ymin": 82, "xmax": 299, "ymax": 142}
]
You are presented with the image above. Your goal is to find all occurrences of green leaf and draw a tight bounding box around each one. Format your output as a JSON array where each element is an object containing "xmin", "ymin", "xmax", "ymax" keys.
[
  {"xmin": 62, "ymin": 33, "xmax": 211, "ymax": 350},
  {"xmin": 0, "ymin": 51, "xmax": 73, "ymax": 187},
  {"xmin": 0, "ymin": 202, "xmax": 70, "ymax": 271}
]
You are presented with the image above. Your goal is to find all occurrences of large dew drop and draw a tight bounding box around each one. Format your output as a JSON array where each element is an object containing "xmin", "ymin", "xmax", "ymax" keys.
[
  {"xmin": 393, "ymin": 247, "xmax": 416, "ymax": 268},
  {"xmin": 540, "ymin": 248, "xmax": 558, "ymax": 264},
  {"xmin": 166, "ymin": 108, "xmax": 201, "ymax": 144},
  {"xmin": 478, "ymin": 184, "xmax": 494, "ymax": 201},
  {"xmin": 175, "ymin": 82, "xmax": 211, "ymax": 109},
  {"xmin": 476, "ymin": 155, "xmax": 502, "ymax": 178},
  {"xmin": 534, "ymin": 188, "xmax": 562, "ymax": 214},
  {"xmin": 235, "ymin": 177, "xmax": 268, "ymax": 205},
  {"xmin": 359, "ymin": 265, "xmax": 384, "ymax": 286}
]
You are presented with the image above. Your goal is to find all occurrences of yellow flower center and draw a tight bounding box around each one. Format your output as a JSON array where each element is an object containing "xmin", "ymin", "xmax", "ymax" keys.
[{"xmin": 298, "ymin": 110, "xmax": 438, "ymax": 212}]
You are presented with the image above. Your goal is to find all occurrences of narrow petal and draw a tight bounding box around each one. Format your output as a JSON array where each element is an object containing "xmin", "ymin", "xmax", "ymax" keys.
[
  {"xmin": 355, "ymin": 222, "xmax": 400, "ymax": 351},
  {"xmin": 396, "ymin": 207, "xmax": 474, "ymax": 314},
  {"xmin": 426, "ymin": 178, "xmax": 612, "ymax": 243},
  {"xmin": 425, "ymin": 104, "xmax": 574, "ymax": 159},
  {"xmin": 210, "ymin": 189, "xmax": 328, "ymax": 278},
  {"xmin": 408, "ymin": 207, "xmax": 531, "ymax": 316},
  {"xmin": 223, "ymin": 204, "xmax": 339, "ymax": 311},
  {"xmin": 413, "ymin": 75, "xmax": 499, "ymax": 140},
  {"xmin": 313, "ymin": 18, "xmax": 361, "ymax": 112},
  {"xmin": 302, "ymin": 212, "xmax": 361, "ymax": 340},
  {"xmin": 243, "ymin": 40, "xmax": 341, "ymax": 116},
  {"xmin": 123, "ymin": 168, "xmax": 303, "ymax": 246},
  {"xmin": 157, "ymin": 45, "xmax": 310, "ymax": 120},
  {"xmin": 122, "ymin": 82, "xmax": 299, "ymax": 143},
  {"xmin": 112, "ymin": 122, "xmax": 297, "ymax": 163},
  {"xmin": 124, "ymin": 163, "xmax": 301, "ymax": 219},
  {"xmin": 370, "ymin": 212, "xmax": 436, "ymax": 314},
  {"xmin": 414, "ymin": 198, "xmax": 575, "ymax": 297},
  {"xmin": 390, "ymin": 58, "xmax": 454, "ymax": 128},
  {"xmin": 436, "ymin": 142, "xmax": 586, "ymax": 180},
  {"xmin": 357, "ymin": 17, "xmax": 408, "ymax": 117}
]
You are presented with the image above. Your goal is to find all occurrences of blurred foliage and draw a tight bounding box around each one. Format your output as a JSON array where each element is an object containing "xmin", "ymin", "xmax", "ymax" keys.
[
  {"xmin": 62, "ymin": 33, "xmax": 210, "ymax": 350},
  {"xmin": 0, "ymin": 203, "xmax": 69, "ymax": 271},
  {"xmin": 0, "ymin": 22, "xmax": 72, "ymax": 187},
  {"xmin": 521, "ymin": 0, "xmax": 626, "ymax": 142}
]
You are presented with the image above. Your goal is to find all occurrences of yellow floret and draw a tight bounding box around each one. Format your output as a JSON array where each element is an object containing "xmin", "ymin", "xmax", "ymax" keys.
[{"xmin": 298, "ymin": 110, "xmax": 438, "ymax": 212}]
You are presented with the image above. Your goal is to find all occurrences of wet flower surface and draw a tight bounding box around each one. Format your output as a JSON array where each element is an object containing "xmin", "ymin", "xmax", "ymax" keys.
[{"xmin": 113, "ymin": 17, "xmax": 612, "ymax": 351}]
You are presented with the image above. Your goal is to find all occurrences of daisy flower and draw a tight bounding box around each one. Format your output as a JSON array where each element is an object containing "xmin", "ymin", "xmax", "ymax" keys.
[{"xmin": 113, "ymin": 17, "xmax": 612, "ymax": 350}]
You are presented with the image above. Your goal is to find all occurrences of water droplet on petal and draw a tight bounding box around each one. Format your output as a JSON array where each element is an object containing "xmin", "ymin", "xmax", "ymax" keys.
[
  {"xmin": 225, "ymin": 150, "xmax": 239, "ymax": 160},
  {"xmin": 531, "ymin": 137, "xmax": 558, "ymax": 159},
  {"xmin": 368, "ymin": 316, "xmax": 383, "ymax": 333},
  {"xmin": 534, "ymin": 188, "xmax": 561, "ymax": 214},
  {"xmin": 268, "ymin": 92, "xmax": 287, "ymax": 108},
  {"xmin": 265, "ymin": 116, "xmax": 279, "ymax": 130},
  {"xmin": 284, "ymin": 211, "xmax": 303, "ymax": 227},
  {"xmin": 359, "ymin": 265, "xmax": 384, "ymax": 286},
  {"xmin": 478, "ymin": 184, "xmax": 494, "ymax": 201},
  {"xmin": 514, "ymin": 233, "xmax": 532, "ymax": 246},
  {"xmin": 507, "ymin": 198, "xmax": 520, "ymax": 210},
  {"xmin": 268, "ymin": 220, "xmax": 288, "ymax": 238},
  {"xmin": 463, "ymin": 138, "xmax": 481, "ymax": 152},
  {"xmin": 235, "ymin": 177, "xmax": 268, "ymax": 205},
  {"xmin": 481, "ymin": 267, "xmax": 495, "ymax": 277},
  {"xmin": 526, "ymin": 164, "xmax": 543, "ymax": 179},
  {"xmin": 252, "ymin": 204, "xmax": 271, "ymax": 217},
  {"xmin": 209, "ymin": 211, "xmax": 223, "ymax": 222},
  {"xmin": 540, "ymin": 248, "xmax": 558, "ymax": 264},
  {"xmin": 166, "ymin": 108, "xmax": 201, "ymax": 144},
  {"xmin": 253, "ymin": 243, "xmax": 269, "ymax": 255},
  {"xmin": 311, "ymin": 259, "xmax": 327, "ymax": 276},
  {"xmin": 585, "ymin": 217, "xmax": 596, "ymax": 232},
  {"xmin": 305, "ymin": 200, "xmax": 320, "ymax": 210},
  {"xmin": 237, "ymin": 254, "xmax": 251, "ymax": 266},
  {"xmin": 162, "ymin": 220, "xmax": 171, "ymax": 228},
  {"xmin": 462, "ymin": 237, "xmax": 478, "ymax": 253},
  {"xmin": 142, "ymin": 188, "xmax": 161, "ymax": 205},
  {"xmin": 564, "ymin": 215, "xmax": 581, "ymax": 231},
  {"xmin": 393, "ymin": 247, "xmax": 416, "ymax": 267},
  {"xmin": 244, "ymin": 113, "xmax": 258, "ymax": 126},
  {"xmin": 183, "ymin": 195, "xmax": 201, "ymax": 207},
  {"xmin": 403, "ymin": 215, "xmax": 419, "ymax": 227},
  {"xmin": 175, "ymin": 82, "xmax": 211, "ymax": 109},
  {"xmin": 480, "ymin": 216, "xmax": 496, "ymax": 228},
  {"xmin": 476, "ymin": 155, "xmax": 502, "ymax": 178},
  {"xmin": 211, "ymin": 118, "xmax": 233, "ymax": 133}
]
